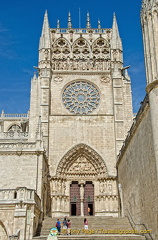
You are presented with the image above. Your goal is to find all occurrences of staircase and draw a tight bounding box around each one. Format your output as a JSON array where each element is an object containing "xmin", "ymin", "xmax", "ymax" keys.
[{"xmin": 32, "ymin": 216, "xmax": 146, "ymax": 240}]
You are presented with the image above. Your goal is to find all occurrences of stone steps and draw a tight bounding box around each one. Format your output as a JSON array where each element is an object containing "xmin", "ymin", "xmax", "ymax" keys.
[
  {"xmin": 33, "ymin": 234, "xmax": 146, "ymax": 240},
  {"xmin": 32, "ymin": 216, "xmax": 146, "ymax": 240},
  {"xmin": 41, "ymin": 216, "xmax": 132, "ymax": 235}
]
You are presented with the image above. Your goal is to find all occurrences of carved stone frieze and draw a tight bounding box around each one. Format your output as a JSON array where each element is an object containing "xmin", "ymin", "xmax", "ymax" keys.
[{"xmin": 68, "ymin": 156, "xmax": 96, "ymax": 174}]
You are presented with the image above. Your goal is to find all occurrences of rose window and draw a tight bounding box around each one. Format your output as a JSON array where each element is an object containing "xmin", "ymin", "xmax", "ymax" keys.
[{"xmin": 62, "ymin": 81, "xmax": 100, "ymax": 115}]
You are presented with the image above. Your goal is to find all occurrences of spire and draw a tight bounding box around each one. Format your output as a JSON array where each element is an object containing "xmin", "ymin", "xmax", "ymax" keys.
[
  {"xmin": 57, "ymin": 19, "xmax": 60, "ymax": 29},
  {"xmin": 86, "ymin": 12, "xmax": 91, "ymax": 29},
  {"xmin": 39, "ymin": 10, "xmax": 51, "ymax": 50},
  {"xmin": 111, "ymin": 13, "xmax": 122, "ymax": 50},
  {"xmin": 68, "ymin": 11, "xmax": 72, "ymax": 29}
]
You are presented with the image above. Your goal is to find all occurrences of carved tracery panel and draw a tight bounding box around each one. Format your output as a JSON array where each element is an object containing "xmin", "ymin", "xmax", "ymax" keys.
[
  {"xmin": 92, "ymin": 38, "xmax": 110, "ymax": 58},
  {"xmin": 72, "ymin": 38, "xmax": 90, "ymax": 59},
  {"xmin": 52, "ymin": 37, "xmax": 71, "ymax": 70},
  {"xmin": 7, "ymin": 124, "xmax": 21, "ymax": 133},
  {"xmin": 92, "ymin": 37, "xmax": 110, "ymax": 70}
]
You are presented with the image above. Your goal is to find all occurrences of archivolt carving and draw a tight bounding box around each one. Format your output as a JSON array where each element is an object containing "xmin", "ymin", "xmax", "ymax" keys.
[{"xmin": 56, "ymin": 144, "xmax": 108, "ymax": 179}]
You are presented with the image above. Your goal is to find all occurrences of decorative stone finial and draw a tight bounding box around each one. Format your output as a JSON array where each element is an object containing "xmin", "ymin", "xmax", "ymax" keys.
[
  {"xmin": 57, "ymin": 19, "xmax": 60, "ymax": 29},
  {"xmin": 98, "ymin": 19, "xmax": 101, "ymax": 29},
  {"xmin": 68, "ymin": 11, "xmax": 72, "ymax": 29},
  {"xmin": 86, "ymin": 12, "xmax": 91, "ymax": 29}
]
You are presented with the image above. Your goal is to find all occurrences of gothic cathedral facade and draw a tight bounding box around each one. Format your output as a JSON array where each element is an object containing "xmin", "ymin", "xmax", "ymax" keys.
[
  {"xmin": 36, "ymin": 12, "xmax": 133, "ymax": 218},
  {"xmin": 0, "ymin": 0, "xmax": 158, "ymax": 239}
]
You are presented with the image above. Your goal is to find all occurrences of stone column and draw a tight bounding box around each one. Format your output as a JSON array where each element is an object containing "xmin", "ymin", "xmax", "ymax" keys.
[{"xmin": 79, "ymin": 181, "xmax": 85, "ymax": 216}]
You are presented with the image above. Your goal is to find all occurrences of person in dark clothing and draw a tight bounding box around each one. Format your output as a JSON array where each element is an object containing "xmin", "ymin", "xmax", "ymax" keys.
[
  {"xmin": 62, "ymin": 217, "xmax": 68, "ymax": 234},
  {"xmin": 56, "ymin": 219, "xmax": 61, "ymax": 235}
]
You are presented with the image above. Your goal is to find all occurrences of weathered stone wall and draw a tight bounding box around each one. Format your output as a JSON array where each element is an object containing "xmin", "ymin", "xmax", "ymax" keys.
[
  {"xmin": 0, "ymin": 154, "xmax": 37, "ymax": 190},
  {"xmin": 117, "ymin": 106, "xmax": 158, "ymax": 239},
  {"xmin": 49, "ymin": 115, "xmax": 116, "ymax": 177}
]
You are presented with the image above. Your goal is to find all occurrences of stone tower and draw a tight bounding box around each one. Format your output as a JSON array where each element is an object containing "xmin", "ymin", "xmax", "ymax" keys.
[
  {"xmin": 28, "ymin": 11, "xmax": 133, "ymax": 217},
  {"xmin": 141, "ymin": 0, "xmax": 158, "ymax": 173},
  {"xmin": 141, "ymin": 0, "xmax": 158, "ymax": 85}
]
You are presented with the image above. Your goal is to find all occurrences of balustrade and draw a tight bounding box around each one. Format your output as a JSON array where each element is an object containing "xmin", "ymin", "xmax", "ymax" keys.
[
  {"xmin": 0, "ymin": 188, "xmax": 41, "ymax": 209},
  {"xmin": 0, "ymin": 132, "xmax": 28, "ymax": 139}
]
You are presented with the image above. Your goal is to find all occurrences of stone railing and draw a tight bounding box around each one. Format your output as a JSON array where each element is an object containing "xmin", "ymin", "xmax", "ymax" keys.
[
  {"xmin": 0, "ymin": 113, "xmax": 29, "ymax": 119},
  {"xmin": 51, "ymin": 28, "xmax": 111, "ymax": 34},
  {"xmin": 0, "ymin": 187, "xmax": 41, "ymax": 209},
  {"xmin": 0, "ymin": 132, "xmax": 28, "ymax": 139},
  {"xmin": 0, "ymin": 142, "xmax": 36, "ymax": 151}
]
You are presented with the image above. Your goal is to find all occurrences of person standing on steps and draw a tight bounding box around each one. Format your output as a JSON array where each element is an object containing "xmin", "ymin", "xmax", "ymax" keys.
[
  {"xmin": 56, "ymin": 219, "xmax": 61, "ymax": 235},
  {"xmin": 84, "ymin": 218, "xmax": 88, "ymax": 230},
  {"xmin": 67, "ymin": 219, "xmax": 71, "ymax": 235},
  {"xmin": 62, "ymin": 217, "xmax": 68, "ymax": 234},
  {"xmin": 88, "ymin": 206, "xmax": 90, "ymax": 215}
]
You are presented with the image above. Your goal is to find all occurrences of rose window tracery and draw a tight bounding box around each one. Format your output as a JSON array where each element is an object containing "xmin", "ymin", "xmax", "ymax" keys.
[{"xmin": 62, "ymin": 81, "xmax": 100, "ymax": 115}]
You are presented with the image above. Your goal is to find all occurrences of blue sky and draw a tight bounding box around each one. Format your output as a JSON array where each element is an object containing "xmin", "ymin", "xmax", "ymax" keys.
[{"xmin": 0, "ymin": 0, "xmax": 146, "ymax": 114}]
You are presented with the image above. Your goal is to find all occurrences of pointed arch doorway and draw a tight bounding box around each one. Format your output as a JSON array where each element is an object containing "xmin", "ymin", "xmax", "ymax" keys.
[{"xmin": 55, "ymin": 144, "xmax": 108, "ymax": 216}]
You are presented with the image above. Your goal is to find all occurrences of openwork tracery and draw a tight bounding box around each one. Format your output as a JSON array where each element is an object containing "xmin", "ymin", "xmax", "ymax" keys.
[
  {"xmin": 7, "ymin": 124, "xmax": 21, "ymax": 133},
  {"xmin": 62, "ymin": 81, "xmax": 100, "ymax": 115},
  {"xmin": 72, "ymin": 38, "xmax": 90, "ymax": 59},
  {"xmin": 92, "ymin": 38, "xmax": 110, "ymax": 58},
  {"xmin": 51, "ymin": 36, "xmax": 111, "ymax": 71}
]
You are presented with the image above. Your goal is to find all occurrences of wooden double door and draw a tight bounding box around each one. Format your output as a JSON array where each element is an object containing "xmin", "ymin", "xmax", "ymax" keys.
[{"xmin": 70, "ymin": 181, "xmax": 94, "ymax": 216}]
